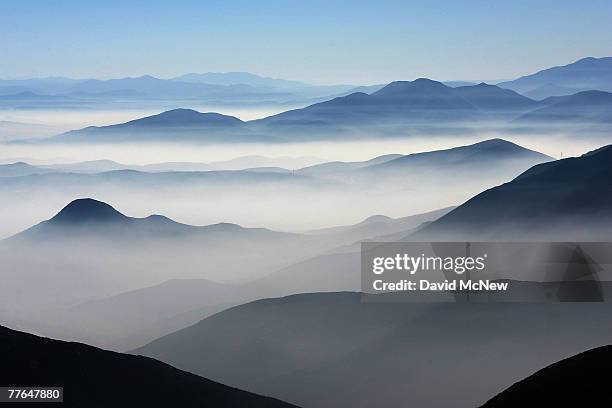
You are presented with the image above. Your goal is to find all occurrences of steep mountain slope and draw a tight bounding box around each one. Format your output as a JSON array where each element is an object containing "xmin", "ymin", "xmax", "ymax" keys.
[
  {"xmin": 483, "ymin": 345, "xmax": 612, "ymax": 407},
  {"xmin": 499, "ymin": 56, "xmax": 612, "ymax": 97},
  {"xmin": 414, "ymin": 144, "xmax": 612, "ymax": 240},
  {"xmin": 0, "ymin": 325, "xmax": 295, "ymax": 408},
  {"xmin": 135, "ymin": 292, "xmax": 612, "ymax": 408}
]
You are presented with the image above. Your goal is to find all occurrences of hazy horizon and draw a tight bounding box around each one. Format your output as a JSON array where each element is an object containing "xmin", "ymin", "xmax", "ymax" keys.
[{"xmin": 2, "ymin": 1, "xmax": 611, "ymax": 84}]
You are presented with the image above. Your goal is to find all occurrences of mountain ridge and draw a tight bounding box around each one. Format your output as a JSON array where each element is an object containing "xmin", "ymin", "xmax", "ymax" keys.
[{"xmin": 0, "ymin": 325, "xmax": 297, "ymax": 408}]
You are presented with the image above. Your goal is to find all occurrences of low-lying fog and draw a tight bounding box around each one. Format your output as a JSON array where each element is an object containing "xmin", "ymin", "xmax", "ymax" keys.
[{"xmin": 1, "ymin": 131, "xmax": 610, "ymax": 239}]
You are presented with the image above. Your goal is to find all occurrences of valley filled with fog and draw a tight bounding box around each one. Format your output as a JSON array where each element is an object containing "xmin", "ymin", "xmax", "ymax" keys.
[{"xmin": 2, "ymin": 56, "xmax": 612, "ymax": 407}]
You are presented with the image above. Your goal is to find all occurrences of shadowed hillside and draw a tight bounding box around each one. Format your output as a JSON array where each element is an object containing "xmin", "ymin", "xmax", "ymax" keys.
[
  {"xmin": 482, "ymin": 345, "xmax": 612, "ymax": 407},
  {"xmin": 414, "ymin": 144, "xmax": 612, "ymax": 240},
  {"xmin": 134, "ymin": 292, "xmax": 612, "ymax": 408},
  {"xmin": 0, "ymin": 325, "xmax": 296, "ymax": 408}
]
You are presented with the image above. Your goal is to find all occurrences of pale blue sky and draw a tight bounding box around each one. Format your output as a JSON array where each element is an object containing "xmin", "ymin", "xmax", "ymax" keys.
[{"xmin": 1, "ymin": 0, "xmax": 611, "ymax": 84}]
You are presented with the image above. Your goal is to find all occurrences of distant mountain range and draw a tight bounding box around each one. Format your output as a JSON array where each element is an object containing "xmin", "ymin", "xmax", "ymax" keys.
[
  {"xmin": 499, "ymin": 56, "xmax": 612, "ymax": 99},
  {"xmin": 47, "ymin": 80, "xmax": 549, "ymax": 143},
  {"xmin": 252, "ymin": 79, "xmax": 530, "ymax": 138},
  {"xmin": 0, "ymin": 73, "xmax": 355, "ymax": 107},
  {"xmin": 1, "ymin": 56, "xmax": 611, "ymax": 114},
  {"xmin": 1, "ymin": 155, "xmax": 321, "ymax": 175},
  {"xmin": 38, "ymin": 77, "xmax": 612, "ymax": 143},
  {"xmin": 173, "ymin": 71, "xmax": 309, "ymax": 88},
  {"xmin": 0, "ymin": 325, "xmax": 296, "ymax": 408},
  {"xmin": 512, "ymin": 90, "xmax": 612, "ymax": 131},
  {"xmin": 1, "ymin": 139, "xmax": 550, "ymax": 182},
  {"xmin": 1, "ymin": 56, "xmax": 609, "ymax": 143},
  {"xmin": 414, "ymin": 143, "xmax": 612, "ymax": 240},
  {"xmin": 483, "ymin": 345, "xmax": 612, "ymax": 407},
  {"xmin": 134, "ymin": 292, "xmax": 612, "ymax": 408},
  {"xmin": 0, "ymin": 161, "xmax": 55, "ymax": 177}
]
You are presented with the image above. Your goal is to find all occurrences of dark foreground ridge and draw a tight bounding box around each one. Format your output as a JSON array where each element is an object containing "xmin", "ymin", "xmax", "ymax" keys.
[
  {"xmin": 0, "ymin": 325, "xmax": 297, "ymax": 408},
  {"xmin": 483, "ymin": 345, "xmax": 612, "ymax": 407}
]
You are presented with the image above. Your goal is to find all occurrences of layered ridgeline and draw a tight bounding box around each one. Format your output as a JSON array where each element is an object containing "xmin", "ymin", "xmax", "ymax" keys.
[
  {"xmin": 511, "ymin": 90, "xmax": 612, "ymax": 134},
  {"xmin": 0, "ymin": 139, "xmax": 551, "ymax": 240},
  {"xmin": 0, "ymin": 325, "xmax": 296, "ymax": 408},
  {"xmin": 45, "ymin": 80, "xmax": 543, "ymax": 143},
  {"xmin": 0, "ymin": 72, "xmax": 356, "ymax": 108},
  {"xmin": 414, "ymin": 144, "xmax": 612, "ymax": 240},
  {"xmin": 498, "ymin": 56, "xmax": 612, "ymax": 99},
  {"xmin": 0, "ymin": 198, "xmax": 450, "ymax": 351},
  {"xmin": 45, "ymin": 79, "xmax": 612, "ymax": 143},
  {"xmin": 245, "ymin": 79, "xmax": 538, "ymax": 138},
  {"xmin": 0, "ymin": 161, "xmax": 55, "ymax": 177},
  {"xmin": 134, "ymin": 292, "xmax": 612, "ymax": 408},
  {"xmin": 2, "ymin": 56, "xmax": 611, "ymax": 107},
  {"xmin": 297, "ymin": 138, "xmax": 550, "ymax": 182},
  {"xmin": 0, "ymin": 198, "xmax": 336, "ymax": 314},
  {"xmin": 483, "ymin": 345, "xmax": 612, "ymax": 407}
]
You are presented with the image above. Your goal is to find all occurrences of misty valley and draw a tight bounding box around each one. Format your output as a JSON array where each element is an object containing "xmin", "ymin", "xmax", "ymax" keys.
[{"xmin": 2, "ymin": 53, "xmax": 612, "ymax": 408}]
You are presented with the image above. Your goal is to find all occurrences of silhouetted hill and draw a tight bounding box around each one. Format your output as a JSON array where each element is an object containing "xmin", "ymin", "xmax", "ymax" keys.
[
  {"xmin": 372, "ymin": 138, "xmax": 549, "ymax": 169},
  {"xmin": 0, "ymin": 198, "xmax": 339, "ymax": 317},
  {"xmin": 52, "ymin": 109, "xmax": 272, "ymax": 143},
  {"xmin": 50, "ymin": 198, "xmax": 130, "ymax": 225},
  {"xmin": 482, "ymin": 345, "xmax": 612, "ymax": 407},
  {"xmin": 499, "ymin": 56, "xmax": 612, "ymax": 98},
  {"xmin": 356, "ymin": 139, "xmax": 552, "ymax": 185},
  {"xmin": 15, "ymin": 197, "xmax": 285, "ymax": 241},
  {"xmin": 124, "ymin": 108, "xmax": 244, "ymax": 126},
  {"xmin": 292, "ymin": 139, "xmax": 550, "ymax": 189},
  {"xmin": 0, "ymin": 325, "xmax": 296, "ymax": 408},
  {"xmin": 414, "ymin": 144, "xmax": 612, "ymax": 240},
  {"xmin": 370, "ymin": 79, "xmax": 475, "ymax": 110}
]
